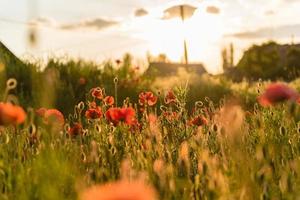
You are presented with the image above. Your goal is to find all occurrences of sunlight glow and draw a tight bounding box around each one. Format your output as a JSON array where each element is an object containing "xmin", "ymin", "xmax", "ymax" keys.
[{"xmin": 133, "ymin": 5, "xmax": 224, "ymax": 72}]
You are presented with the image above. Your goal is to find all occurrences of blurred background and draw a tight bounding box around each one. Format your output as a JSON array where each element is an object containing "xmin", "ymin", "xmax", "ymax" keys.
[
  {"xmin": 1, "ymin": 0, "xmax": 299, "ymax": 74},
  {"xmin": 1, "ymin": 0, "xmax": 300, "ymax": 115}
]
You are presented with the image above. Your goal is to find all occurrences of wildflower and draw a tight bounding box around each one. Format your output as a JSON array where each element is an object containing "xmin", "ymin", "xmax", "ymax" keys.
[
  {"xmin": 148, "ymin": 113, "xmax": 157, "ymax": 125},
  {"xmin": 153, "ymin": 159, "xmax": 164, "ymax": 175},
  {"xmin": 105, "ymin": 108, "xmax": 119, "ymax": 125},
  {"xmin": 91, "ymin": 87, "xmax": 104, "ymax": 100},
  {"xmin": 0, "ymin": 102, "xmax": 26, "ymax": 126},
  {"xmin": 68, "ymin": 122, "xmax": 83, "ymax": 137},
  {"xmin": 162, "ymin": 111, "xmax": 179, "ymax": 122},
  {"xmin": 214, "ymin": 103, "xmax": 245, "ymax": 140},
  {"xmin": 80, "ymin": 180, "xmax": 157, "ymax": 200},
  {"xmin": 85, "ymin": 107, "xmax": 102, "ymax": 120},
  {"xmin": 148, "ymin": 114, "xmax": 159, "ymax": 135},
  {"xmin": 179, "ymin": 141, "xmax": 189, "ymax": 162},
  {"xmin": 79, "ymin": 77, "xmax": 86, "ymax": 85},
  {"xmin": 44, "ymin": 109, "xmax": 65, "ymax": 128},
  {"xmin": 118, "ymin": 107, "xmax": 135, "ymax": 125},
  {"xmin": 164, "ymin": 90, "xmax": 176, "ymax": 105},
  {"xmin": 258, "ymin": 83, "xmax": 299, "ymax": 107},
  {"xmin": 35, "ymin": 107, "xmax": 47, "ymax": 117},
  {"xmin": 89, "ymin": 102, "xmax": 97, "ymax": 109},
  {"xmin": 139, "ymin": 92, "xmax": 157, "ymax": 106},
  {"xmin": 104, "ymin": 96, "xmax": 115, "ymax": 106},
  {"xmin": 105, "ymin": 107, "xmax": 136, "ymax": 126},
  {"xmin": 188, "ymin": 115, "xmax": 208, "ymax": 127},
  {"xmin": 117, "ymin": 107, "xmax": 135, "ymax": 125}
]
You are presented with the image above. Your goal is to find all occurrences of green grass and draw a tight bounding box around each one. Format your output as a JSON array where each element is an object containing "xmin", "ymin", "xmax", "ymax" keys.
[{"xmin": 1, "ymin": 57, "xmax": 300, "ymax": 199}]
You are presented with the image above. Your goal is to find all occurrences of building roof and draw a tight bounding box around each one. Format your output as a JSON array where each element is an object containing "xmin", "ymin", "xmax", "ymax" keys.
[{"xmin": 145, "ymin": 62, "xmax": 207, "ymax": 77}]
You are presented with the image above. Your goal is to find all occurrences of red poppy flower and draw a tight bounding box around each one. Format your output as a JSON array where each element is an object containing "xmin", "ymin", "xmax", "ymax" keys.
[
  {"xmin": 85, "ymin": 107, "xmax": 102, "ymax": 119},
  {"xmin": 162, "ymin": 111, "xmax": 179, "ymax": 122},
  {"xmin": 148, "ymin": 113, "xmax": 157, "ymax": 125},
  {"xmin": 79, "ymin": 77, "xmax": 86, "ymax": 85},
  {"xmin": 139, "ymin": 92, "xmax": 157, "ymax": 106},
  {"xmin": 164, "ymin": 90, "xmax": 176, "ymax": 105},
  {"xmin": 44, "ymin": 109, "xmax": 65, "ymax": 127},
  {"xmin": 105, "ymin": 108, "xmax": 119, "ymax": 125},
  {"xmin": 91, "ymin": 87, "xmax": 104, "ymax": 100},
  {"xmin": 258, "ymin": 83, "xmax": 300, "ymax": 107},
  {"xmin": 104, "ymin": 96, "xmax": 115, "ymax": 106},
  {"xmin": 188, "ymin": 115, "xmax": 208, "ymax": 127},
  {"xmin": 35, "ymin": 107, "xmax": 47, "ymax": 117},
  {"xmin": 68, "ymin": 123, "xmax": 83, "ymax": 137},
  {"xmin": 88, "ymin": 102, "xmax": 97, "ymax": 109},
  {"xmin": 106, "ymin": 107, "xmax": 136, "ymax": 126},
  {"xmin": 120, "ymin": 107, "xmax": 136, "ymax": 125},
  {"xmin": 80, "ymin": 180, "xmax": 157, "ymax": 200},
  {"xmin": 0, "ymin": 102, "xmax": 26, "ymax": 126}
]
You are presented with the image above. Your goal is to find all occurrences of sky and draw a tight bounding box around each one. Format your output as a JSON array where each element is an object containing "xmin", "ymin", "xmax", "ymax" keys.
[{"xmin": 0, "ymin": 0, "xmax": 300, "ymax": 73}]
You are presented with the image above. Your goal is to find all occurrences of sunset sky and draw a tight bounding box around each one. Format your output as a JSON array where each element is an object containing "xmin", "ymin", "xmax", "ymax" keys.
[{"xmin": 1, "ymin": 0, "xmax": 300, "ymax": 73}]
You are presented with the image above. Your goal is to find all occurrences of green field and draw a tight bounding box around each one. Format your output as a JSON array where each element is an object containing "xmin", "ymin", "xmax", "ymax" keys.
[{"xmin": 1, "ymin": 50, "xmax": 300, "ymax": 200}]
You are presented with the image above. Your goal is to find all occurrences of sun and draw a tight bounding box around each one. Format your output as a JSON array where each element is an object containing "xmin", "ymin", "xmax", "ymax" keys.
[{"xmin": 132, "ymin": 6, "xmax": 224, "ymax": 72}]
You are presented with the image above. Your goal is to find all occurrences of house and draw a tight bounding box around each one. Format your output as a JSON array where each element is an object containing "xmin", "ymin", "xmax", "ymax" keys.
[{"xmin": 145, "ymin": 62, "xmax": 207, "ymax": 77}]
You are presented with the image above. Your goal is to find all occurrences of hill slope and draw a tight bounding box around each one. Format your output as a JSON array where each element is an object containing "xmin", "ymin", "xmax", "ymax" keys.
[{"xmin": 0, "ymin": 41, "xmax": 24, "ymax": 67}]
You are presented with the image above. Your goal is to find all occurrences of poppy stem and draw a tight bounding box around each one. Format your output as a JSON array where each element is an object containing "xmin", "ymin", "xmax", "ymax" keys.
[
  {"xmin": 114, "ymin": 77, "xmax": 118, "ymax": 107},
  {"xmin": 3, "ymin": 88, "xmax": 8, "ymax": 102}
]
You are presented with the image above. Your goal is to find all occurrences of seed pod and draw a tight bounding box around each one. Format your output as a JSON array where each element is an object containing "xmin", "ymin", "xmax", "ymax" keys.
[
  {"xmin": 212, "ymin": 124, "xmax": 218, "ymax": 132},
  {"xmin": 95, "ymin": 125, "xmax": 101, "ymax": 133},
  {"xmin": 77, "ymin": 101, "xmax": 85, "ymax": 111},
  {"xmin": 280, "ymin": 126, "xmax": 286, "ymax": 136},
  {"xmin": 6, "ymin": 78, "xmax": 17, "ymax": 90},
  {"xmin": 28, "ymin": 124, "xmax": 37, "ymax": 135},
  {"xmin": 113, "ymin": 77, "xmax": 118, "ymax": 84},
  {"xmin": 195, "ymin": 101, "xmax": 203, "ymax": 108}
]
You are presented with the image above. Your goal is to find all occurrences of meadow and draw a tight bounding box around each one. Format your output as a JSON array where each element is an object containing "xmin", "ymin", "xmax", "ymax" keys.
[{"xmin": 1, "ymin": 56, "xmax": 300, "ymax": 200}]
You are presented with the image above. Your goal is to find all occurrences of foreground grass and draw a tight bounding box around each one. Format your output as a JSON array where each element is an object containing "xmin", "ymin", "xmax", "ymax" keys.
[
  {"xmin": 1, "ymin": 56, "xmax": 300, "ymax": 199},
  {"xmin": 1, "ymin": 84, "xmax": 300, "ymax": 200}
]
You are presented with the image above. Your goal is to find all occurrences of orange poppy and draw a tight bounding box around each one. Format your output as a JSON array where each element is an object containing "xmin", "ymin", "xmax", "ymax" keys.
[
  {"xmin": 106, "ymin": 107, "xmax": 136, "ymax": 126},
  {"xmin": 35, "ymin": 107, "xmax": 47, "ymax": 117},
  {"xmin": 91, "ymin": 87, "xmax": 104, "ymax": 100},
  {"xmin": 79, "ymin": 77, "xmax": 87, "ymax": 85},
  {"xmin": 258, "ymin": 83, "xmax": 299, "ymax": 107},
  {"xmin": 80, "ymin": 180, "xmax": 157, "ymax": 200},
  {"xmin": 164, "ymin": 90, "xmax": 176, "ymax": 105},
  {"xmin": 104, "ymin": 96, "xmax": 115, "ymax": 106},
  {"xmin": 139, "ymin": 92, "xmax": 157, "ymax": 106},
  {"xmin": 89, "ymin": 102, "xmax": 97, "ymax": 109},
  {"xmin": 68, "ymin": 123, "xmax": 83, "ymax": 137},
  {"xmin": 0, "ymin": 102, "xmax": 26, "ymax": 126},
  {"xmin": 188, "ymin": 115, "xmax": 208, "ymax": 127},
  {"xmin": 85, "ymin": 107, "xmax": 102, "ymax": 119},
  {"xmin": 162, "ymin": 111, "xmax": 179, "ymax": 122},
  {"xmin": 44, "ymin": 109, "xmax": 65, "ymax": 127}
]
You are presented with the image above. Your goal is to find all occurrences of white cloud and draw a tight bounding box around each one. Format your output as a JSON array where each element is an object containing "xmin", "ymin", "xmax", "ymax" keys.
[
  {"xmin": 206, "ymin": 6, "xmax": 220, "ymax": 14},
  {"xmin": 134, "ymin": 8, "xmax": 149, "ymax": 17},
  {"xmin": 60, "ymin": 18, "xmax": 119, "ymax": 30},
  {"xmin": 28, "ymin": 16, "xmax": 119, "ymax": 31}
]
